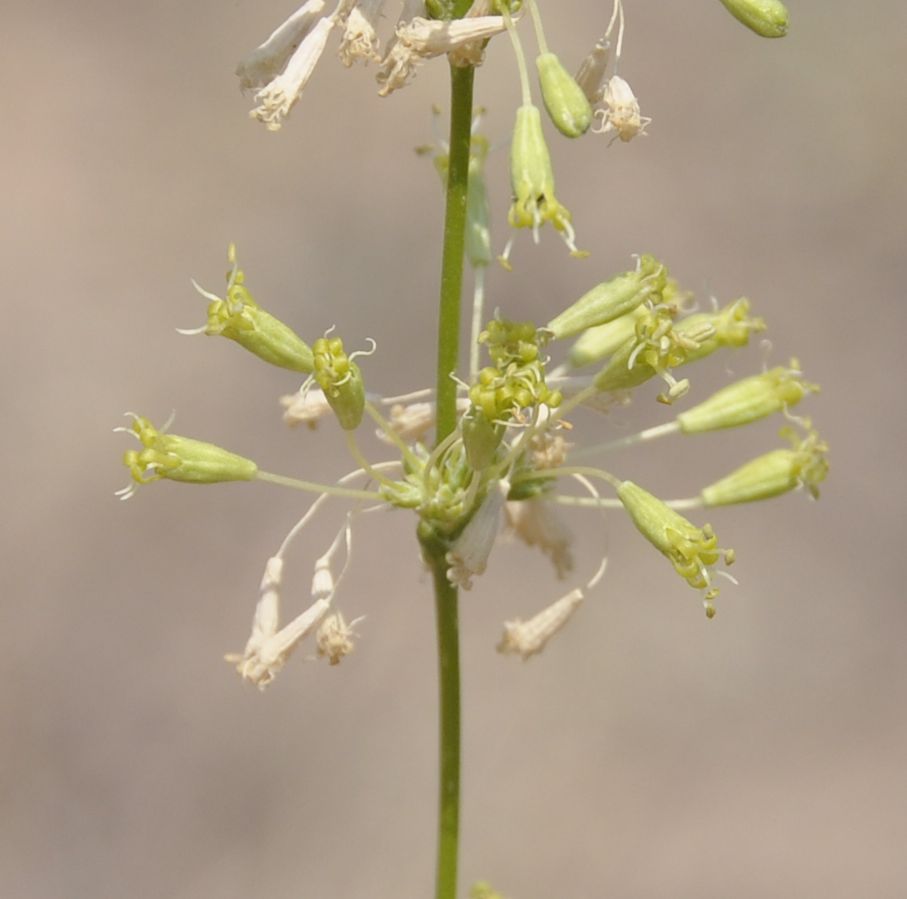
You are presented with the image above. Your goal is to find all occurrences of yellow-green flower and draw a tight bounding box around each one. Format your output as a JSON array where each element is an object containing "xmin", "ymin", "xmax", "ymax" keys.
[
  {"xmin": 313, "ymin": 335, "xmax": 366, "ymax": 430},
  {"xmin": 118, "ymin": 414, "xmax": 257, "ymax": 499},
  {"xmin": 548, "ymin": 254, "xmax": 668, "ymax": 341},
  {"xmin": 677, "ymin": 360, "xmax": 818, "ymax": 433},
  {"xmin": 618, "ymin": 480, "xmax": 734, "ymax": 617},
  {"xmin": 702, "ymin": 427, "xmax": 829, "ymax": 505},
  {"xmin": 505, "ymin": 104, "xmax": 581, "ymax": 261},
  {"xmin": 183, "ymin": 244, "xmax": 314, "ymax": 374}
]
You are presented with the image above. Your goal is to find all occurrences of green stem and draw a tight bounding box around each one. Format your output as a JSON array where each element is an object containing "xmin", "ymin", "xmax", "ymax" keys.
[
  {"xmin": 429, "ymin": 545, "xmax": 462, "ymax": 899},
  {"xmin": 435, "ymin": 63, "xmax": 475, "ymax": 447},
  {"xmin": 425, "ymin": 59, "xmax": 474, "ymax": 899}
]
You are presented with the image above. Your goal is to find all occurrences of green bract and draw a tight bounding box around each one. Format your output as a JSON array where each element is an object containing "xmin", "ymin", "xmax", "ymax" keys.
[{"xmin": 718, "ymin": 0, "xmax": 789, "ymax": 38}]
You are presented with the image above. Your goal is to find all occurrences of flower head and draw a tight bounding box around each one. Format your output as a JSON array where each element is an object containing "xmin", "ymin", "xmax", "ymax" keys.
[
  {"xmin": 313, "ymin": 335, "xmax": 368, "ymax": 430},
  {"xmin": 117, "ymin": 414, "xmax": 257, "ymax": 499},
  {"xmin": 183, "ymin": 245, "xmax": 314, "ymax": 374},
  {"xmin": 504, "ymin": 104, "xmax": 581, "ymax": 261},
  {"xmin": 618, "ymin": 480, "xmax": 734, "ymax": 617},
  {"xmin": 702, "ymin": 426, "xmax": 829, "ymax": 505},
  {"xmin": 548, "ymin": 254, "xmax": 668, "ymax": 341},
  {"xmin": 677, "ymin": 360, "xmax": 818, "ymax": 433}
]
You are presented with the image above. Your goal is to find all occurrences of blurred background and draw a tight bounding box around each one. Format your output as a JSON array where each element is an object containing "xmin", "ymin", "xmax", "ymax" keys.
[{"xmin": 3, "ymin": 1, "xmax": 906, "ymax": 897}]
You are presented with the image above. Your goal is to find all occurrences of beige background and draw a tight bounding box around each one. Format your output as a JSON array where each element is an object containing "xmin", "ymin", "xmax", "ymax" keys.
[{"xmin": 3, "ymin": 1, "xmax": 906, "ymax": 897}]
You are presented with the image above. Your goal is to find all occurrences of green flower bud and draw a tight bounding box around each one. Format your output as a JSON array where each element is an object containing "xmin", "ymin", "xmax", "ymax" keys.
[
  {"xmin": 461, "ymin": 409, "xmax": 503, "ymax": 471},
  {"xmin": 120, "ymin": 415, "xmax": 257, "ymax": 494},
  {"xmin": 701, "ymin": 427, "xmax": 829, "ymax": 506},
  {"xmin": 508, "ymin": 104, "xmax": 578, "ymax": 252},
  {"xmin": 617, "ymin": 480, "xmax": 734, "ymax": 617},
  {"xmin": 537, "ymin": 52, "xmax": 593, "ymax": 138},
  {"xmin": 718, "ymin": 0, "xmax": 789, "ymax": 38},
  {"xmin": 186, "ymin": 245, "xmax": 314, "ymax": 374},
  {"xmin": 313, "ymin": 336, "xmax": 366, "ymax": 430},
  {"xmin": 568, "ymin": 307, "xmax": 649, "ymax": 368},
  {"xmin": 548, "ymin": 255, "xmax": 667, "ymax": 341},
  {"xmin": 677, "ymin": 361, "xmax": 818, "ymax": 433}
]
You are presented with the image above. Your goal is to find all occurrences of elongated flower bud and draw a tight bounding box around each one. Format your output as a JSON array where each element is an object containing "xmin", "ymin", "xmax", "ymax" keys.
[
  {"xmin": 717, "ymin": 0, "xmax": 789, "ymax": 38},
  {"xmin": 185, "ymin": 246, "xmax": 314, "ymax": 374},
  {"xmin": 508, "ymin": 104, "xmax": 576, "ymax": 249},
  {"xmin": 677, "ymin": 361, "xmax": 817, "ymax": 433},
  {"xmin": 548, "ymin": 255, "xmax": 666, "ymax": 340},
  {"xmin": 618, "ymin": 480, "xmax": 734, "ymax": 617},
  {"xmin": 462, "ymin": 409, "xmax": 503, "ymax": 470},
  {"xmin": 313, "ymin": 336, "xmax": 366, "ymax": 430},
  {"xmin": 701, "ymin": 428, "xmax": 829, "ymax": 505},
  {"xmin": 120, "ymin": 415, "xmax": 257, "ymax": 495},
  {"xmin": 537, "ymin": 52, "xmax": 592, "ymax": 138}
]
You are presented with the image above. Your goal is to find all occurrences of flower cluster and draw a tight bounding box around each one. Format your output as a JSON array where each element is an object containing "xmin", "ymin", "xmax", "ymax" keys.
[{"xmin": 118, "ymin": 0, "xmax": 813, "ymax": 687}]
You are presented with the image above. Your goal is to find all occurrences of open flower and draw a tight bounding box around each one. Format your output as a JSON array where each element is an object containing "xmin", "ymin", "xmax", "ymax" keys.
[
  {"xmin": 504, "ymin": 104, "xmax": 581, "ymax": 261},
  {"xmin": 618, "ymin": 480, "xmax": 734, "ymax": 617},
  {"xmin": 116, "ymin": 414, "xmax": 257, "ymax": 500},
  {"xmin": 182, "ymin": 245, "xmax": 314, "ymax": 373}
]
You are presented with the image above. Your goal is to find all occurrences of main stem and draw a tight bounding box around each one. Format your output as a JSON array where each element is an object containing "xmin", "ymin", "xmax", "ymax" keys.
[
  {"xmin": 428, "ymin": 61, "xmax": 474, "ymax": 899},
  {"xmin": 435, "ymin": 64, "xmax": 475, "ymax": 441}
]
